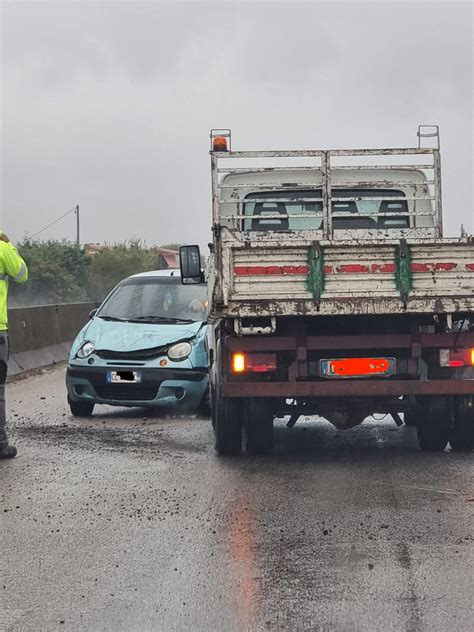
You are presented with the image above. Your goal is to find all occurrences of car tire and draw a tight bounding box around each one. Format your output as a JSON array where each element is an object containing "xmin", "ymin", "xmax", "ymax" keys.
[
  {"xmin": 450, "ymin": 396, "xmax": 474, "ymax": 452},
  {"xmin": 245, "ymin": 398, "xmax": 274, "ymax": 455},
  {"xmin": 416, "ymin": 397, "xmax": 449, "ymax": 451},
  {"xmin": 68, "ymin": 398, "xmax": 95, "ymax": 417},
  {"xmin": 198, "ymin": 387, "xmax": 211, "ymax": 419}
]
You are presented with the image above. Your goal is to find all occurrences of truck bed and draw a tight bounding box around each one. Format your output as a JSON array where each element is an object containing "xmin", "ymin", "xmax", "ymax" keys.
[{"xmin": 216, "ymin": 233, "xmax": 474, "ymax": 317}]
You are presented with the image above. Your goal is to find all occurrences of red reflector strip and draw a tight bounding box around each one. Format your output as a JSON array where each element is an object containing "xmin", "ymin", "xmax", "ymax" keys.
[
  {"xmin": 448, "ymin": 360, "xmax": 464, "ymax": 367},
  {"xmin": 235, "ymin": 263, "xmax": 474, "ymax": 277},
  {"xmin": 234, "ymin": 265, "xmax": 309, "ymax": 276},
  {"xmin": 411, "ymin": 262, "xmax": 457, "ymax": 272}
]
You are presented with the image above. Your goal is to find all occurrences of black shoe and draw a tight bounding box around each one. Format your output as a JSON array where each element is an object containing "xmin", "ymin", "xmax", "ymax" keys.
[{"xmin": 0, "ymin": 444, "xmax": 17, "ymax": 459}]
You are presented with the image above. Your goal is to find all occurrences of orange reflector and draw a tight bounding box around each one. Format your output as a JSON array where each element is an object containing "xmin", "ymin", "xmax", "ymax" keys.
[
  {"xmin": 471, "ymin": 349, "xmax": 474, "ymax": 366},
  {"xmin": 212, "ymin": 136, "xmax": 228, "ymax": 151},
  {"xmin": 232, "ymin": 353, "xmax": 245, "ymax": 373}
]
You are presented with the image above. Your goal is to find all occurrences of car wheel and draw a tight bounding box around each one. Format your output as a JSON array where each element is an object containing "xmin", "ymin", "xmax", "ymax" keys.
[
  {"xmin": 68, "ymin": 398, "xmax": 95, "ymax": 417},
  {"xmin": 198, "ymin": 387, "xmax": 211, "ymax": 418}
]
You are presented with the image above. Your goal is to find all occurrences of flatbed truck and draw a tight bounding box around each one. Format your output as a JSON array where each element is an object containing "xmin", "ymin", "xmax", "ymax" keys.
[{"xmin": 180, "ymin": 126, "xmax": 474, "ymax": 455}]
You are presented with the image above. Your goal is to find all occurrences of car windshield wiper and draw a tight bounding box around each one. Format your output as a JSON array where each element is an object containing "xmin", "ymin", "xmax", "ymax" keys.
[
  {"xmin": 128, "ymin": 315, "xmax": 195, "ymax": 324},
  {"xmin": 98, "ymin": 315, "xmax": 129, "ymax": 322}
]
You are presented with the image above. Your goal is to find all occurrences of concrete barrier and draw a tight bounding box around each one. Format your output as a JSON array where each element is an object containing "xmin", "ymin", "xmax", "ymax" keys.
[{"xmin": 7, "ymin": 303, "xmax": 95, "ymax": 376}]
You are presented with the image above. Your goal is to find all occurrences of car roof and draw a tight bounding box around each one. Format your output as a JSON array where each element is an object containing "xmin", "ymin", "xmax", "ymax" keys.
[{"xmin": 128, "ymin": 269, "xmax": 181, "ymax": 280}]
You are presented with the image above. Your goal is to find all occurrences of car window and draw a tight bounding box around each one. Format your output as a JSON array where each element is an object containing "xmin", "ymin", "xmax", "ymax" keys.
[{"xmin": 99, "ymin": 277, "xmax": 207, "ymax": 322}]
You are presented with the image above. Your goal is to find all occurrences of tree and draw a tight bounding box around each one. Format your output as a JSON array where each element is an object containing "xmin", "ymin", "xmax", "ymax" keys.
[
  {"xmin": 85, "ymin": 240, "xmax": 162, "ymax": 302},
  {"xmin": 160, "ymin": 243, "xmax": 180, "ymax": 251},
  {"xmin": 10, "ymin": 240, "xmax": 90, "ymax": 306}
]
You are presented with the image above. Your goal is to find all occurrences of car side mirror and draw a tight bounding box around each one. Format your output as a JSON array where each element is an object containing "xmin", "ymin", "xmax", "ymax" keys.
[
  {"xmin": 89, "ymin": 308, "xmax": 98, "ymax": 319},
  {"xmin": 180, "ymin": 245, "xmax": 204, "ymax": 284}
]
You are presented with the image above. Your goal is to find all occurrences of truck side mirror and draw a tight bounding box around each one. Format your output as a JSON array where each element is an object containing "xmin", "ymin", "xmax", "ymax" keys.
[
  {"xmin": 180, "ymin": 245, "xmax": 204, "ymax": 284},
  {"xmin": 89, "ymin": 308, "xmax": 98, "ymax": 319}
]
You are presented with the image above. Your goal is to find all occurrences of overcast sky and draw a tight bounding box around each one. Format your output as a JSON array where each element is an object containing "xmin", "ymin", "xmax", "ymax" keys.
[{"xmin": 1, "ymin": 0, "xmax": 472, "ymax": 247}]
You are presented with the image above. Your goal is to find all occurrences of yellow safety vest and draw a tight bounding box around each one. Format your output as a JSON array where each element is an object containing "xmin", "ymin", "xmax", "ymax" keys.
[{"xmin": 0, "ymin": 241, "xmax": 28, "ymax": 330}]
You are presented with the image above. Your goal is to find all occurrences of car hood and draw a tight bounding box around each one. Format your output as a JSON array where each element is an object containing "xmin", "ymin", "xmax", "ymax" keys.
[{"xmin": 84, "ymin": 318, "xmax": 205, "ymax": 352}]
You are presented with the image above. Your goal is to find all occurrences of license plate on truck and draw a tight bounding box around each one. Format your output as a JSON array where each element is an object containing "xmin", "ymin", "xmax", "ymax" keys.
[
  {"xmin": 107, "ymin": 371, "xmax": 142, "ymax": 384},
  {"xmin": 320, "ymin": 357, "xmax": 396, "ymax": 378}
]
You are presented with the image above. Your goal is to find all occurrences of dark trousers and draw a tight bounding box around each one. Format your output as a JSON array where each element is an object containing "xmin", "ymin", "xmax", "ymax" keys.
[{"xmin": 0, "ymin": 332, "xmax": 9, "ymax": 445}]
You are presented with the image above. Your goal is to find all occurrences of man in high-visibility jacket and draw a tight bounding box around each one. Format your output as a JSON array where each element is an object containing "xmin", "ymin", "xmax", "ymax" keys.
[{"xmin": 0, "ymin": 231, "xmax": 28, "ymax": 459}]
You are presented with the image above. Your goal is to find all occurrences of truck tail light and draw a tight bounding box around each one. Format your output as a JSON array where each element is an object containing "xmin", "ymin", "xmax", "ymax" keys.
[
  {"xmin": 232, "ymin": 353, "xmax": 246, "ymax": 373},
  {"xmin": 439, "ymin": 348, "xmax": 474, "ymax": 367},
  {"xmin": 231, "ymin": 353, "xmax": 277, "ymax": 374}
]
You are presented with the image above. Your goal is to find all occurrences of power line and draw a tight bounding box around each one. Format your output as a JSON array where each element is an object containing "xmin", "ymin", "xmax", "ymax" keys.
[{"xmin": 29, "ymin": 206, "xmax": 78, "ymax": 240}]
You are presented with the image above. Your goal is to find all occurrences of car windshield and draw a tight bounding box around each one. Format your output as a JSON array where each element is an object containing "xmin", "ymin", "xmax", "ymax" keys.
[
  {"xmin": 98, "ymin": 276, "xmax": 207, "ymax": 323},
  {"xmin": 243, "ymin": 189, "xmax": 409, "ymax": 231}
]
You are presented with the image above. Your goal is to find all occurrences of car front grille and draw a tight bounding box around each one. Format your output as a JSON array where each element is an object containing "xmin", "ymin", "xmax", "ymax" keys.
[
  {"xmin": 96, "ymin": 347, "xmax": 168, "ymax": 361},
  {"xmin": 94, "ymin": 385, "xmax": 158, "ymax": 401}
]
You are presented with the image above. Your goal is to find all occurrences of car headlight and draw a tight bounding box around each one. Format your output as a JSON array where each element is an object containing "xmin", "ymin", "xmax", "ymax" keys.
[
  {"xmin": 168, "ymin": 341, "xmax": 192, "ymax": 361},
  {"xmin": 77, "ymin": 341, "xmax": 95, "ymax": 358}
]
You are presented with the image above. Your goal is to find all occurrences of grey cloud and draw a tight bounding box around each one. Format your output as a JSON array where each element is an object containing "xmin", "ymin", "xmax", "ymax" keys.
[{"xmin": 1, "ymin": 1, "xmax": 472, "ymax": 246}]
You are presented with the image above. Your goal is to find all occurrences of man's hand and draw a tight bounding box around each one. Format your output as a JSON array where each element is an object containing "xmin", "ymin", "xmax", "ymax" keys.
[{"xmin": 0, "ymin": 233, "xmax": 10, "ymax": 243}]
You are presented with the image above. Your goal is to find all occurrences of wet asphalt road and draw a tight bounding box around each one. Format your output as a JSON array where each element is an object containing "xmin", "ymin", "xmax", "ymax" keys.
[{"xmin": 1, "ymin": 366, "xmax": 473, "ymax": 632}]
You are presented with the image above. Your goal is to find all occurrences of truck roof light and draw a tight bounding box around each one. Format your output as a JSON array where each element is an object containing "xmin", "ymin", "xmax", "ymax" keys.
[{"xmin": 212, "ymin": 136, "xmax": 228, "ymax": 152}]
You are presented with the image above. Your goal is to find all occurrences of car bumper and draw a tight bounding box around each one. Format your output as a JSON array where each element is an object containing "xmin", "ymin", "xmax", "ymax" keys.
[{"xmin": 66, "ymin": 365, "xmax": 208, "ymax": 411}]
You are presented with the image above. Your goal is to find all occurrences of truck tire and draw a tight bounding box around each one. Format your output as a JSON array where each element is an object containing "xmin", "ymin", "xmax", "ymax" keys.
[
  {"xmin": 416, "ymin": 397, "xmax": 449, "ymax": 451},
  {"xmin": 403, "ymin": 410, "xmax": 417, "ymax": 427},
  {"xmin": 68, "ymin": 398, "xmax": 94, "ymax": 417},
  {"xmin": 450, "ymin": 396, "xmax": 474, "ymax": 452},
  {"xmin": 214, "ymin": 393, "xmax": 242, "ymax": 456},
  {"xmin": 244, "ymin": 398, "xmax": 274, "ymax": 455}
]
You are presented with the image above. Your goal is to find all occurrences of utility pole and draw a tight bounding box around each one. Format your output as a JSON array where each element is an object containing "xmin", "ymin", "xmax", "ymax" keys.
[{"xmin": 75, "ymin": 204, "xmax": 80, "ymax": 246}]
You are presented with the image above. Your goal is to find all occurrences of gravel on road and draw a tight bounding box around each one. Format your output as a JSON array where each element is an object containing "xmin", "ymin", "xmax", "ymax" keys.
[{"xmin": 1, "ymin": 366, "xmax": 473, "ymax": 631}]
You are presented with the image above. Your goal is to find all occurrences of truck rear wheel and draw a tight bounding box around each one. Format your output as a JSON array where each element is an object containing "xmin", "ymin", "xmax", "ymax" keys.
[
  {"xmin": 244, "ymin": 398, "xmax": 274, "ymax": 455},
  {"xmin": 416, "ymin": 397, "xmax": 449, "ymax": 451},
  {"xmin": 450, "ymin": 396, "xmax": 473, "ymax": 452},
  {"xmin": 214, "ymin": 393, "xmax": 242, "ymax": 456},
  {"xmin": 403, "ymin": 410, "xmax": 417, "ymax": 427}
]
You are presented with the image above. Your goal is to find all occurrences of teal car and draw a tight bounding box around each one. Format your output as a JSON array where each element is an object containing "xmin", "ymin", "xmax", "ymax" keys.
[{"xmin": 66, "ymin": 270, "xmax": 208, "ymax": 417}]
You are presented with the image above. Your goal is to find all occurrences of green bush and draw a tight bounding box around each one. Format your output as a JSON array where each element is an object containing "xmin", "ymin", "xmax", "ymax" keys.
[
  {"xmin": 10, "ymin": 240, "xmax": 90, "ymax": 306},
  {"xmin": 9, "ymin": 239, "xmax": 164, "ymax": 306}
]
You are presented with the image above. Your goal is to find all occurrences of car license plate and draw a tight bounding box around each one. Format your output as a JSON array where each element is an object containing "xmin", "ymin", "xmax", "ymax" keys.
[
  {"xmin": 320, "ymin": 357, "xmax": 395, "ymax": 378},
  {"xmin": 107, "ymin": 371, "xmax": 142, "ymax": 384}
]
